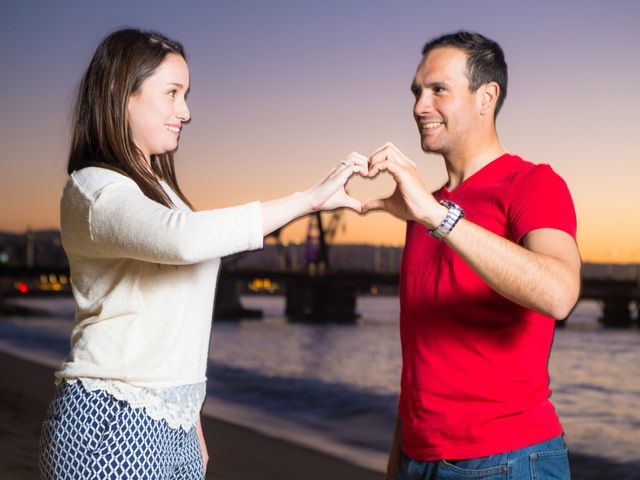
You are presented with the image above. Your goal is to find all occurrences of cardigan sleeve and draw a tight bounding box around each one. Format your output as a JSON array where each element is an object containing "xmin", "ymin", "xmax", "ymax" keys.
[{"xmin": 63, "ymin": 172, "xmax": 263, "ymax": 265}]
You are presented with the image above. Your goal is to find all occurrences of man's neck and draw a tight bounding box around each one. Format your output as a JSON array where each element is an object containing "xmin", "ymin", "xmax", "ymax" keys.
[{"xmin": 442, "ymin": 138, "xmax": 506, "ymax": 191}]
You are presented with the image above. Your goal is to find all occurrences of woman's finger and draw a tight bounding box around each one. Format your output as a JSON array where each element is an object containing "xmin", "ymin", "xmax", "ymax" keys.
[
  {"xmin": 340, "ymin": 151, "xmax": 369, "ymax": 176},
  {"xmin": 342, "ymin": 195, "xmax": 362, "ymax": 213}
]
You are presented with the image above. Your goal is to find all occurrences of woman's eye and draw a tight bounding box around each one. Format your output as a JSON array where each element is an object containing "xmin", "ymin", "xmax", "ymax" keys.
[{"xmin": 168, "ymin": 90, "xmax": 177, "ymax": 98}]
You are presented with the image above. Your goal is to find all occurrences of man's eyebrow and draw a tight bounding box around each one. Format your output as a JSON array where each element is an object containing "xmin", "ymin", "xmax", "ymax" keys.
[
  {"xmin": 425, "ymin": 80, "xmax": 450, "ymax": 88},
  {"xmin": 410, "ymin": 79, "xmax": 451, "ymax": 91}
]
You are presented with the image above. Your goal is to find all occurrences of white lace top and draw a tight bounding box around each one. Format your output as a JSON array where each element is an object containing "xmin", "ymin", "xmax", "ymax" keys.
[{"xmin": 63, "ymin": 378, "xmax": 206, "ymax": 431}]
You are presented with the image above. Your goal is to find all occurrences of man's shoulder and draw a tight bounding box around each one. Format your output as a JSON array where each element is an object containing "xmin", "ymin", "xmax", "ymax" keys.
[
  {"xmin": 501, "ymin": 153, "xmax": 537, "ymax": 173},
  {"xmin": 502, "ymin": 154, "xmax": 565, "ymax": 185}
]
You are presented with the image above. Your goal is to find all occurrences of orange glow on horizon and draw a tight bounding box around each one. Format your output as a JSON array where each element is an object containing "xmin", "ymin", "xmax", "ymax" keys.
[{"xmin": 1, "ymin": 207, "xmax": 639, "ymax": 264}]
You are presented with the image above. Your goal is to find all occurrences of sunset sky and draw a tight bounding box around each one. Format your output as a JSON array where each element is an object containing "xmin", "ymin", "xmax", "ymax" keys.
[{"xmin": 1, "ymin": 0, "xmax": 639, "ymax": 263}]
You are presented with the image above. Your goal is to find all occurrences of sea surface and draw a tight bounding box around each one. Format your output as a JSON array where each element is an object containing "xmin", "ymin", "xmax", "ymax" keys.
[{"xmin": 0, "ymin": 295, "xmax": 639, "ymax": 473}]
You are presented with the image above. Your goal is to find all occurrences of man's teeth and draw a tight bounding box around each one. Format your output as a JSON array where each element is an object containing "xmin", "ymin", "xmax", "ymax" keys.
[
  {"xmin": 424, "ymin": 122, "xmax": 442, "ymax": 129},
  {"xmin": 166, "ymin": 125, "xmax": 181, "ymax": 133}
]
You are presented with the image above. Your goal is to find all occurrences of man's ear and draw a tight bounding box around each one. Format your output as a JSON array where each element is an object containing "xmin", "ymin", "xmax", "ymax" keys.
[{"xmin": 479, "ymin": 82, "xmax": 499, "ymax": 116}]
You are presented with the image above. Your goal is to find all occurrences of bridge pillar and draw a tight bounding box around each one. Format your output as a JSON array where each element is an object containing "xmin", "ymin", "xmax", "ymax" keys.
[
  {"xmin": 214, "ymin": 273, "xmax": 262, "ymax": 321},
  {"xmin": 285, "ymin": 277, "xmax": 358, "ymax": 323},
  {"xmin": 599, "ymin": 299, "xmax": 633, "ymax": 328}
]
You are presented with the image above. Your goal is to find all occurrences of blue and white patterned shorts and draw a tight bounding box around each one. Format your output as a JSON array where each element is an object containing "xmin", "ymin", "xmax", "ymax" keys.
[{"xmin": 39, "ymin": 381, "xmax": 204, "ymax": 479}]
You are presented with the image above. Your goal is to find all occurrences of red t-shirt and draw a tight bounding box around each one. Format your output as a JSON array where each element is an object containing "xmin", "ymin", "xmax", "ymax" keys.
[{"xmin": 399, "ymin": 153, "xmax": 577, "ymax": 461}]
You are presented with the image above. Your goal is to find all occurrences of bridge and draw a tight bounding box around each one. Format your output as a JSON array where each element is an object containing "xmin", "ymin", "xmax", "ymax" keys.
[
  {"xmin": 222, "ymin": 268, "xmax": 640, "ymax": 327},
  {"xmin": 2, "ymin": 265, "xmax": 638, "ymax": 327},
  {"xmin": 579, "ymin": 278, "xmax": 639, "ymax": 327}
]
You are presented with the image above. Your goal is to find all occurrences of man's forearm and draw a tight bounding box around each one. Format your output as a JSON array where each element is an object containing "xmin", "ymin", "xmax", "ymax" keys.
[{"xmin": 441, "ymin": 218, "xmax": 581, "ymax": 319}]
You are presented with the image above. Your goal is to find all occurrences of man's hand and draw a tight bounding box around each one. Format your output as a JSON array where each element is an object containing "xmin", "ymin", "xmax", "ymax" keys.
[
  {"xmin": 362, "ymin": 142, "xmax": 445, "ymax": 228},
  {"xmin": 360, "ymin": 141, "xmax": 581, "ymax": 319},
  {"xmin": 386, "ymin": 416, "xmax": 403, "ymax": 480}
]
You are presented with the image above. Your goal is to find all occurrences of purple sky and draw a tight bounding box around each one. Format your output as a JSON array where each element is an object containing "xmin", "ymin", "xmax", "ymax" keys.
[{"xmin": 1, "ymin": 0, "xmax": 639, "ymax": 262}]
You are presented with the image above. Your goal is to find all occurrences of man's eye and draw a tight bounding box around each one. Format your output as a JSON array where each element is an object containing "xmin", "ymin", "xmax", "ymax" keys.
[
  {"xmin": 411, "ymin": 88, "xmax": 421, "ymax": 98},
  {"xmin": 433, "ymin": 86, "xmax": 445, "ymax": 94}
]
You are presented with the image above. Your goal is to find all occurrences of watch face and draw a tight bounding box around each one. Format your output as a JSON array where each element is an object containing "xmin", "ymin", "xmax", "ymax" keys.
[{"xmin": 431, "ymin": 200, "xmax": 464, "ymax": 240}]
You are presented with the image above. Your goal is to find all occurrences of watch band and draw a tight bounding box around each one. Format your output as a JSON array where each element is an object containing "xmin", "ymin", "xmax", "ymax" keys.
[{"xmin": 429, "ymin": 200, "xmax": 465, "ymax": 240}]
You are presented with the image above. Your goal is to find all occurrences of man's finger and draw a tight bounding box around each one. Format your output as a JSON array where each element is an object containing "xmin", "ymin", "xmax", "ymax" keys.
[
  {"xmin": 385, "ymin": 143, "xmax": 417, "ymax": 168},
  {"xmin": 369, "ymin": 141, "xmax": 398, "ymax": 159},
  {"xmin": 369, "ymin": 148, "xmax": 411, "ymax": 176},
  {"xmin": 368, "ymin": 159, "xmax": 403, "ymax": 179},
  {"xmin": 362, "ymin": 197, "xmax": 387, "ymax": 213}
]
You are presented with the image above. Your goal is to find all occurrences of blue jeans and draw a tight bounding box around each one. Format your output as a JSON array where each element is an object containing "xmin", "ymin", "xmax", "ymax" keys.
[{"xmin": 398, "ymin": 436, "xmax": 570, "ymax": 480}]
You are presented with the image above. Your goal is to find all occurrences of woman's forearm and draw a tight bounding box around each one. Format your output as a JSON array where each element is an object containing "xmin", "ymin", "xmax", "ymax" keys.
[{"xmin": 261, "ymin": 191, "xmax": 313, "ymax": 237}]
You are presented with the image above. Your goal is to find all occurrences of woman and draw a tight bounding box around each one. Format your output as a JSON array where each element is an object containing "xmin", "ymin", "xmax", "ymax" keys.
[{"xmin": 39, "ymin": 28, "xmax": 366, "ymax": 479}]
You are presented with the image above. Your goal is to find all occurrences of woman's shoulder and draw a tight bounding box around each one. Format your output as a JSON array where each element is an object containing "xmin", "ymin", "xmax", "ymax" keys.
[{"xmin": 66, "ymin": 166, "xmax": 137, "ymax": 199}]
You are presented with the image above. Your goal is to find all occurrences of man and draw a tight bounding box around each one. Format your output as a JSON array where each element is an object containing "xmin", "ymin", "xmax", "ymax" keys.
[{"xmin": 363, "ymin": 31, "xmax": 581, "ymax": 479}]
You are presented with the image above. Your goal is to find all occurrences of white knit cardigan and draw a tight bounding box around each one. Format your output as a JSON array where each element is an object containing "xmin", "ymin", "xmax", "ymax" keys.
[{"xmin": 56, "ymin": 167, "xmax": 263, "ymax": 389}]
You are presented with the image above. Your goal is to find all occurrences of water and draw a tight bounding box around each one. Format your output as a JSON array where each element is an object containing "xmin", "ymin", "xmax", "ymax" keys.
[{"xmin": 1, "ymin": 295, "xmax": 639, "ymax": 472}]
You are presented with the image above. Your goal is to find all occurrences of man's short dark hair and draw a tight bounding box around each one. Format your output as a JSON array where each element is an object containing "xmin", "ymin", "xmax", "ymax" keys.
[{"xmin": 422, "ymin": 31, "xmax": 508, "ymax": 116}]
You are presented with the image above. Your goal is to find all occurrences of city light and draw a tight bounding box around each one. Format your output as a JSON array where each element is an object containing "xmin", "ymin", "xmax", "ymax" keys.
[
  {"xmin": 248, "ymin": 278, "xmax": 279, "ymax": 294},
  {"xmin": 39, "ymin": 273, "xmax": 64, "ymax": 292}
]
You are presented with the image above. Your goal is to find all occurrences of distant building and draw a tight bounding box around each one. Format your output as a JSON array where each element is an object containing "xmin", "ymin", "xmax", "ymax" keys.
[
  {"xmin": 230, "ymin": 243, "xmax": 403, "ymax": 274},
  {"xmin": 0, "ymin": 230, "xmax": 68, "ymax": 268}
]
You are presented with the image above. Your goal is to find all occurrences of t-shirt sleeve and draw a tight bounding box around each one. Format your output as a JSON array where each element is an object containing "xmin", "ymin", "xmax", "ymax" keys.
[{"xmin": 508, "ymin": 164, "xmax": 577, "ymax": 244}]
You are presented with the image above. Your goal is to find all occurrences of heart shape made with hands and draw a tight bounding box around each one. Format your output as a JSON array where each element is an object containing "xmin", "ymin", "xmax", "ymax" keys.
[
  {"xmin": 338, "ymin": 148, "xmax": 407, "ymax": 213},
  {"xmin": 345, "ymin": 167, "xmax": 397, "ymax": 210},
  {"xmin": 334, "ymin": 143, "xmax": 432, "ymax": 218}
]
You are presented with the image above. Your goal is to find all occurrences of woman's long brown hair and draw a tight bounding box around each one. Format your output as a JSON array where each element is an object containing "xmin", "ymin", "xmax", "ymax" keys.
[{"xmin": 68, "ymin": 28, "xmax": 192, "ymax": 209}]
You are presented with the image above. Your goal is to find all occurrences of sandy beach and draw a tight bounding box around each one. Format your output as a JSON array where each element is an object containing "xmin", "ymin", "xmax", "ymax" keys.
[{"xmin": 1, "ymin": 349, "xmax": 637, "ymax": 480}]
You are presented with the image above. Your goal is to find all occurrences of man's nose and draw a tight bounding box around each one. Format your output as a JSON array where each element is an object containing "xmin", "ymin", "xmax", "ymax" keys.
[{"xmin": 414, "ymin": 92, "xmax": 433, "ymax": 117}]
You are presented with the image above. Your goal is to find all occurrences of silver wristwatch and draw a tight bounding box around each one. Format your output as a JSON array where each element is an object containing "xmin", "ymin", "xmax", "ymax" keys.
[{"xmin": 429, "ymin": 200, "xmax": 465, "ymax": 240}]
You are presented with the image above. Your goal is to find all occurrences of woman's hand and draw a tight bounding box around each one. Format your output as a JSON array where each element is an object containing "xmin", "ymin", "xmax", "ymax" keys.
[
  {"xmin": 306, "ymin": 151, "xmax": 368, "ymax": 213},
  {"xmin": 261, "ymin": 152, "xmax": 368, "ymax": 236},
  {"xmin": 195, "ymin": 420, "xmax": 209, "ymax": 474}
]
